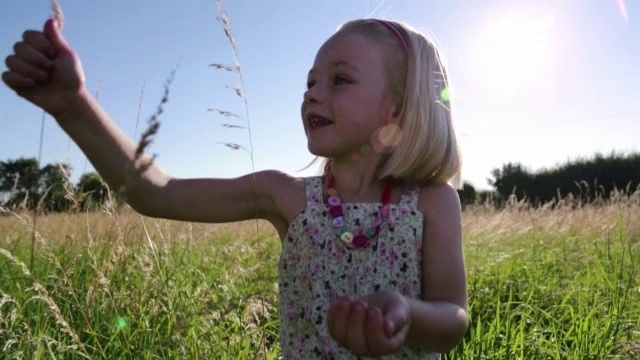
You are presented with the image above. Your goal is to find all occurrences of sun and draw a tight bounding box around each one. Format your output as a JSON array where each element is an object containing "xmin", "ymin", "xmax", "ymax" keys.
[{"xmin": 469, "ymin": 6, "xmax": 558, "ymax": 98}]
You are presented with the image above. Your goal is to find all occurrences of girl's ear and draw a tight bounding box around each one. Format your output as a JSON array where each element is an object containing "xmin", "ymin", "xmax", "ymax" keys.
[{"xmin": 389, "ymin": 105, "xmax": 402, "ymax": 124}]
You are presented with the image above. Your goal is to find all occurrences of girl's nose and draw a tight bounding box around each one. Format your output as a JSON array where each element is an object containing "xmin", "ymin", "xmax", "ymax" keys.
[{"xmin": 303, "ymin": 84, "xmax": 322, "ymax": 104}]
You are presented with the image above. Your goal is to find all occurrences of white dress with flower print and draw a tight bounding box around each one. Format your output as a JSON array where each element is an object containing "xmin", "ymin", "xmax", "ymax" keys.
[{"xmin": 278, "ymin": 176, "xmax": 440, "ymax": 359}]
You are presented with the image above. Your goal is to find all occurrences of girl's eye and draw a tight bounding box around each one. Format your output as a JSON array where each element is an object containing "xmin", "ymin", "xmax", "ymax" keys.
[
  {"xmin": 306, "ymin": 81, "xmax": 315, "ymax": 89},
  {"xmin": 334, "ymin": 75, "xmax": 350, "ymax": 85}
]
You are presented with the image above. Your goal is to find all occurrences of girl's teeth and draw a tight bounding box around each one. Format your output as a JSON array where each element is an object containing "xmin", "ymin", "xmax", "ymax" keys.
[{"xmin": 309, "ymin": 117, "xmax": 332, "ymax": 127}]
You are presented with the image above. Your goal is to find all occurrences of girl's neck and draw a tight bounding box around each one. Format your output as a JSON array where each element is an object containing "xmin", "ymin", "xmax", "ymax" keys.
[{"xmin": 328, "ymin": 154, "xmax": 388, "ymax": 198}]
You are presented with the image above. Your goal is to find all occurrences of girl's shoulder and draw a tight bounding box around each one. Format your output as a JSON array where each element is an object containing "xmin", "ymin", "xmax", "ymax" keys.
[
  {"xmin": 255, "ymin": 170, "xmax": 306, "ymax": 199},
  {"xmin": 257, "ymin": 170, "xmax": 309, "ymax": 231},
  {"xmin": 416, "ymin": 182, "xmax": 461, "ymax": 218},
  {"xmin": 258, "ymin": 170, "xmax": 309, "ymax": 196}
]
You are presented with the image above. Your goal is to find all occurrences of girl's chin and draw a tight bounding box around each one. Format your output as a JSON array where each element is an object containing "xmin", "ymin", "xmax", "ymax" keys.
[
  {"xmin": 307, "ymin": 147, "xmax": 332, "ymax": 158},
  {"xmin": 307, "ymin": 145, "xmax": 340, "ymax": 159},
  {"xmin": 307, "ymin": 139, "xmax": 345, "ymax": 157},
  {"xmin": 307, "ymin": 147, "xmax": 366, "ymax": 162}
]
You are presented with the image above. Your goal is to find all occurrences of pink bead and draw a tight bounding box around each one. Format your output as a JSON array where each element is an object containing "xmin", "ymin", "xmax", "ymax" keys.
[
  {"xmin": 329, "ymin": 206, "xmax": 343, "ymax": 217},
  {"xmin": 328, "ymin": 195, "xmax": 341, "ymax": 207},
  {"xmin": 353, "ymin": 234, "xmax": 370, "ymax": 247}
]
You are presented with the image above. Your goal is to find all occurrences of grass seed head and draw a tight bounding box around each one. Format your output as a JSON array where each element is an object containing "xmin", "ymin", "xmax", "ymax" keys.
[{"xmin": 51, "ymin": 0, "xmax": 64, "ymax": 29}]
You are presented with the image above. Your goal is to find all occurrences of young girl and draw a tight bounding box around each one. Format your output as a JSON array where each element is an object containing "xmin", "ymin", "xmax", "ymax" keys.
[{"xmin": 3, "ymin": 17, "xmax": 468, "ymax": 359}]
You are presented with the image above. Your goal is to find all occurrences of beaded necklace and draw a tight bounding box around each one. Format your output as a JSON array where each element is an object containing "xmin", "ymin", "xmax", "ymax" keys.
[{"xmin": 326, "ymin": 172, "xmax": 392, "ymax": 248}]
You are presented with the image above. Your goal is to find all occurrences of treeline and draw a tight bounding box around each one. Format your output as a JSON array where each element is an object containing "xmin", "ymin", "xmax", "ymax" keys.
[
  {"xmin": 0, "ymin": 157, "xmax": 110, "ymax": 212},
  {"xmin": 2, "ymin": 152, "xmax": 639, "ymax": 212},
  {"xmin": 457, "ymin": 151, "xmax": 640, "ymax": 207}
]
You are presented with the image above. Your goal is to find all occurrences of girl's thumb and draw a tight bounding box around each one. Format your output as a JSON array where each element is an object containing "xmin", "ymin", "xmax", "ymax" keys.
[
  {"xmin": 384, "ymin": 307, "xmax": 408, "ymax": 337},
  {"xmin": 44, "ymin": 18, "xmax": 70, "ymax": 53}
]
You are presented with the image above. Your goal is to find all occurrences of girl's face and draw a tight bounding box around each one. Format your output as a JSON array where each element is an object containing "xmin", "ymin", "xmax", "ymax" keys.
[{"xmin": 301, "ymin": 30, "xmax": 397, "ymax": 159}]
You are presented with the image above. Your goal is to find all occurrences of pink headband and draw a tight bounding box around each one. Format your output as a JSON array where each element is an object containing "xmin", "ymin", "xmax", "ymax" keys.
[{"xmin": 373, "ymin": 19, "xmax": 409, "ymax": 53}]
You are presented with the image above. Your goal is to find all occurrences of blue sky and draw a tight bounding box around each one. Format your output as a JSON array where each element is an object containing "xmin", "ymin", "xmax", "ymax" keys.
[{"xmin": 1, "ymin": 0, "xmax": 638, "ymax": 190}]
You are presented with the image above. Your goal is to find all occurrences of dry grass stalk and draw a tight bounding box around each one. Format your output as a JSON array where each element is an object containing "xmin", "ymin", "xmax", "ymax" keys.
[
  {"xmin": 51, "ymin": 0, "xmax": 64, "ymax": 29},
  {"xmin": 82, "ymin": 212, "xmax": 112, "ymax": 295},
  {"xmin": 212, "ymin": 3, "xmax": 268, "ymax": 353},
  {"xmin": 0, "ymin": 248, "xmax": 88, "ymax": 355},
  {"xmin": 225, "ymin": 84, "xmax": 244, "ymax": 98},
  {"xmin": 208, "ymin": 108, "xmax": 242, "ymax": 119},
  {"xmin": 134, "ymin": 81, "xmax": 146, "ymax": 140},
  {"xmin": 140, "ymin": 218, "xmax": 164, "ymax": 283},
  {"xmin": 208, "ymin": 63, "xmax": 234, "ymax": 71},
  {"xmin": 463, "ymin": 201, "xmax": 640, "ymax": 241},
  {"xmin": 95, "ymin": 75, "xmax": 101, "ymax": 99},
  {"xmin": 0, "ymin": 208, "xmax": 277, "ymax": 245},
  {"xmin": 215, "ymin": 1, "xmax": 240, "ymax": 73},
  {"xmin": 58, "ymin": 162, "xmax": 80, "ymax": 212},
  {"xmin": 0, "ymin": 287, "xmax": 34, "ymax": 354},
  {"xmin": 2, "ymin": 208, "xmax": 104, "ymax": 354},
  {"xmin": 213, "ymin": 0, "xmax": 254, "ymax": 158},
  {"xmin": 120, "ymin": 68, "xmax": 177, "ymax": 199},
  {"xmin": 30, "ymin": 111, "xmax": 47, "ymax": 271},
  {"xmin": 217, "ymin": 142, "xmax": 246, "ymax": 151}
]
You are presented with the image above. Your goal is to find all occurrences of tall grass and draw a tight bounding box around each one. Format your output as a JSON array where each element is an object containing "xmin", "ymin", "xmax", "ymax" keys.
[
  {"xmin": 1, "ymin": 193, "xmax": 638, "ymax": 358},
  {"xmin": 454, "ymin": 200, "xmax": 639, "ymax": 359},
  {"xmin": 1, "ymin": 207, "xmax": 281, "ymax": 358}
]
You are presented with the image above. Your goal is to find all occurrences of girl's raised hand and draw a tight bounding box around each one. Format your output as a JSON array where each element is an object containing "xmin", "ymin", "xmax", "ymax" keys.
[
  {"xmin": 326, "ymin": 290, "xmax": 411, "ymax": 357},
  {"xmin": 3, "ymin": 18, "xmax": 85, "ymax": 118}
]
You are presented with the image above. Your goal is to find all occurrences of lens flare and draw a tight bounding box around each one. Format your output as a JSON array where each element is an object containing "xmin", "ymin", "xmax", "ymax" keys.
[
  {"xmin": 378, "ymin": 124, "xmax": 404, "ymax": 147},
  {"xmin": 371, "ymin": 124, "xmax": 404, "ymax": 153},
  {"xmin": 440, "ymin": 87, "xmax": 450, "ymax": 101},
  {"xmin": 117, "ymin": 317, "xmax": 127, "ymax": 329}
]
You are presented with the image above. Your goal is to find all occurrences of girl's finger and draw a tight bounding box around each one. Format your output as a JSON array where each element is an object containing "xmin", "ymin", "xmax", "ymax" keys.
[
  {"xmin": 13, "ymin": 42, "xmax": 53, "ymax": 71},
  {"xmin": 4, "ymin": 55, "xmax": 50, "ymax": 83},
  {"xmin": 386, "ymin": 320, "xmax": 410, "ymax": 350},
  {"xmin": 383, "ymin": 302, "xmax": 409, "ymax": 337},
  {"xmin": 364, "ymin": 306, "xmax": 391, "ymax": 355},
  {"xmin": 345, "ymin": 301, "xmax": 368, "ymax": 355},
  {"xmin": 22, "ymin": 30, "xmax": 55, "ymax": 58},
  {"xmin": 2, "ymin": 71, "xmax": 36, "ymax": 89},
  {"xmin": 326, "ymin": 301, "xmax": 340, "ymax": 340},
  {"xmin": 329, "ymin": 297, "xmax": 351, "ymax": 347},
  {"xmin": 387, "ymin": 320, "xmax": 409, "ymax": 349}
]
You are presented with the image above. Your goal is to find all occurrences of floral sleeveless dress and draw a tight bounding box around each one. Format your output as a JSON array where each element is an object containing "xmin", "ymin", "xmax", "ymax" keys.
[{"xmin": 278, "ymin": 176, "xmax": 440, "ymax": 359}]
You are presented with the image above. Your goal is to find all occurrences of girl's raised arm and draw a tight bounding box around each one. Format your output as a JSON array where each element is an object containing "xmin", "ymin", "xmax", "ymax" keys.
[{"xmin": 3, "ymin": 19, "xmax": 292, "ymax": 225}]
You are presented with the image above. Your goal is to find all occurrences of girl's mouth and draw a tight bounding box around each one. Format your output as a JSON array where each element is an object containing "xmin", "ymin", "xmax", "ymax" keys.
[{"xmin": 307, "ymin": 116, "xmax": 333, "ymax": 129}]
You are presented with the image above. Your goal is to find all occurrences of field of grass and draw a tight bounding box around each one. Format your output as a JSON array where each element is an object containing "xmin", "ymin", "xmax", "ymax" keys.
[{"xmin": 1, "ymin": 198, "xmax": 639, "ymax": 359}]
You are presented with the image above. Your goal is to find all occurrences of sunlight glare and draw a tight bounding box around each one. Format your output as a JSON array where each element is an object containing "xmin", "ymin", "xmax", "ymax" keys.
[
  {"xmin": 470, "ymin": 7, "xmax": 557, "ymax": 98},
  {"xmin": 616, "ymin": 0, "xmax": 629, "ymax": 23}
]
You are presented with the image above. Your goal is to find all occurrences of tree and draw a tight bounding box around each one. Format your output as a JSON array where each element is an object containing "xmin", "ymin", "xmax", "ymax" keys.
[
  {"xmin": 457, "ymin": 182, "xmax": 477, "ymax": 206},
  {"xmin": 77, "ymin": 172, "xmax": 110, "ymax": 210},
  {"xmin": 0, "ymin": 157, "xmax": 40, "ymax": 209},
  {"xmin": 489, "ymin": 162, "xmax": 534, "ymax": 201},
  {"xmin": 39, "ymin": 163, "xmax": 74, "ymax": 212},
  {"xmin": 0, "ymin": 158, "xmax": 75, "ymax": 212},
  {"xmin": 488, "ymin": 152, "xmax": 640, "ymax": 206}
]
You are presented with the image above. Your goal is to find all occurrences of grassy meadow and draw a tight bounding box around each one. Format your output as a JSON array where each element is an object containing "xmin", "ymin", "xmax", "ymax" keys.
[{"xmin": 0, "ymin": 195, "xmax": 639, "ymax": 359}]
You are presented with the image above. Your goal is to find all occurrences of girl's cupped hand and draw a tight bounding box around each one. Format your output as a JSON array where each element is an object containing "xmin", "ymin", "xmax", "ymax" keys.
[{"xmin": 327, "ymin": 289, "xmax": 411, "ymax": 357}]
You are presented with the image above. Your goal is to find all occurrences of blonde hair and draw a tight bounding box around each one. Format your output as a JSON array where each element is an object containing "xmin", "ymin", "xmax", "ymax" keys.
[{"xmin": 316, "ymin": 19, "xmax": 462, "ymax": 188}]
